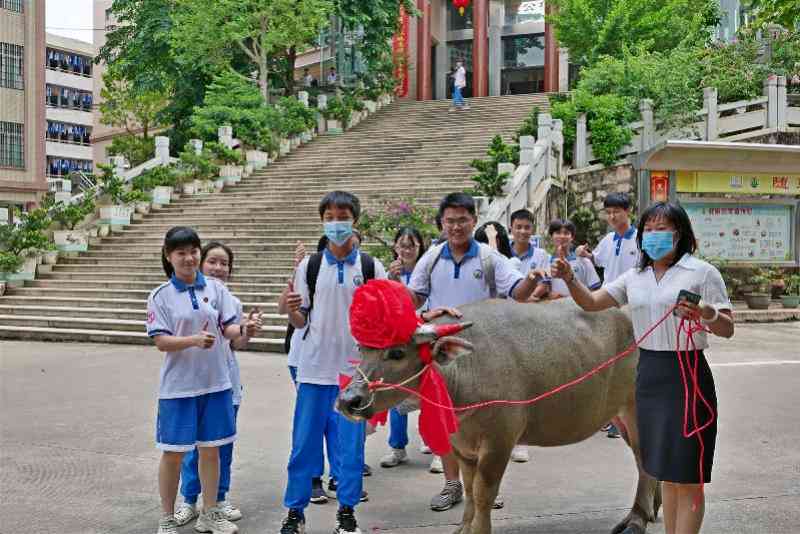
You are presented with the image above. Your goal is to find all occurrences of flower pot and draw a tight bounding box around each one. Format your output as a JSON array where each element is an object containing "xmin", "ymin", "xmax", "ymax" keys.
[
  {"xmin": 135, "ymin": 201, "xmax": 151, "ymax": 215},
  {"xmin": 280, "ymin": 138, "xmax": 291, "ymax": 156},
  {"xmin": 219, "ymin": 165, "xmax": 243, "ymax": 181},
  {"xmin": 290, "ymin": 137, "xmax": 301, "ymax": 149},
  {"xmin": 6, "ymin": 256, "xmax": 38, "ymax": 281},
  {"xmin": 152, "ymin": 186, "xmax": 172, "ymax": 206},
  {"xmin": 197, "ymin": 180, "xmax": 214, "ymax": 194},
  {"xmin": 87, "ymin": 226, "xmax": 99, "ymax": 238},
  {"xmin": 0, "ymin": 281, "xmax": 5, "ymax": 296},
  {"xmin": 43, "ymin": 250, "xmax": 59, "ymax": 265},
  {"xmin": 99, "ymin": 205, "xmax": 133, "ymax": 227},
  {"xmin": 182, "ymin": 181, "xmax": 198, "ymax": 195},
  {"xmin": 98, "ymin": 224, "xmax": 111, "ymax": 237},
  {"xmin": 244, "ymin": 163, "xmax": 255, "ymax": 176},
  {"xmin": 780, "ymin": 295, "xmax": 800, "ymax": 309},
  {"xmin": 744, "ymin": 293, "xmax": 771, "ymax": 310},
  {"xmin": 246, "ymin": 150, "xmax": 268, "ymax": 169},
  {"xmin": 327, "ymin": 119, "xmax": 342, "ymax": 134},
  {"xmin": 213, "ymin": 178, "xmax": 226, "ymax": 192},
  {"xmin": 54, "ymin": 229, "xmax": 89, "ymax": 252},
  {"xmin": 365, "ymin": 100, "xmax": 377, "ymax": 113}
]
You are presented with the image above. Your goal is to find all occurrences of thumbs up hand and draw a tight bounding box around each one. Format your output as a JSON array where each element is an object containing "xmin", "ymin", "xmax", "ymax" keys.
[
  {"xmin": 550, "ymin": 245, "xmax": 574, "ymax": 282},
  {"xmin": 285, "ymin": 279, "xmax": 303, "ymax": 313},
  {"xmin": 192, "ymin": 321, "xmax": 216, "ymax": 349},
  {"xmin": 244, "ymin": 307, "xmax": 263, "ymax": 337}
]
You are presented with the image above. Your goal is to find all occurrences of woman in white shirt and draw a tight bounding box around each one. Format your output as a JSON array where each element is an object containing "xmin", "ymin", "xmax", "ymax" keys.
[{"xmin": 551, "ymin": 202, "xmax": 734, "ymax": 534}]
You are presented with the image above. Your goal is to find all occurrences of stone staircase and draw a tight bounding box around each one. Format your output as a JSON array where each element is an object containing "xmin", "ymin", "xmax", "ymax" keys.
[{"xmin": 0, "ymin": 94, "xmax": 549, "ymax": 352}]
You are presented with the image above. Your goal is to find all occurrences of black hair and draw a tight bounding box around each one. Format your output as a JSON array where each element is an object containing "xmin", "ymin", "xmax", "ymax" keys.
[
  {"xmin": 438, "ymin": 192, "xmax": 476, "ymax": 218},
  {"xmin": 392, "ymin": 226, "xmax": 427, "ymax": 262},
  {"xmin": 547, "ymin": 219, "xmax": 576, "ymax": 238},
  {"xmin": 201, "ymin": 241, "xmax": 235, "ymax": 277},
  {"xmin": 161, "ymin": 226, "xmax": 201, "ymax": 278},
  {"xmin": 604, "ymin": 192, "xmax": 631, "ymax": 210},
  {"xmin": 509, "ymin": 209, "xmax": 535, "ymax": 226},
  {"xmin": 637, "ymin": 202, "xmax": 697, "ymax": 271},
  {"xmin": 474, "ymin": 221, "xmax": 513, "ymax": 258},
  {"xmin": 318, "ymin": 191, "xmax": 361, "ymax": 222},
  {"xmin": 434, "ymin": 212, "xmax": 443, "ymax": 231}
]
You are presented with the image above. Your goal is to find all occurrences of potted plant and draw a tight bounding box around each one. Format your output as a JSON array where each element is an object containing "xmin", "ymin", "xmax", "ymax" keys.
[
  {"xmin": 43, "ymin": 243, "xmax": 59, "ymax": 265},
  {"xmin": 0, "ymin": 251, "xmax": 24, "ymax": 285},
  {"xmin": 95, "ymin": 164, "xmax": 133, "ymax": 228},
  {"xmin": 322, "ymin": 96, "xmax": 351, "ymax": 134},
  {"xmin": 781, "ymin": 273, "xmax": 800, "ymax": 309},
  {"xmin": 51, "ymin": 194, "xmax": 95, "ymax": 252},
  {"xmin": 179, "ymin": 147, "xmax": 219, "ymax": 191},
  {"xmin": 124, "ymin": 189, "xmax": 153, "ymax": 215},
  {"xmin": 0, "ymin": 208, "xmax": 50, "ymax": 281},
  {"xmin": 205, "ymin": 142, "xmax": 242, "ymax": 185},
  {"xmin": 137, "ymin": 166, "xmax": 176, "ymax": 206},
  {"xmin": 744, "ymin": 268, "xmax": 773, "ymax": 310}
]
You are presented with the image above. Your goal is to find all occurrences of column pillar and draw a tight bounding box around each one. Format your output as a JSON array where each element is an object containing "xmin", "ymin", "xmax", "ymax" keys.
[
  {"xmin": 488, "ymin": 0, "xmax": 503, "ymax": 96},
  {"xmin": 416, "ymin": 0, "xmax": 433, "ymax": 100},
  {"xmin": 472, "ymin": 0, "xmax": 489, "ymax": 97},
  {"xmin": 543, "ymin": 4, "xmax": 559, "ymax": 92},
  {"xmin": 435, "ymin": 0, "xmax": 448, "ymax": 100}
]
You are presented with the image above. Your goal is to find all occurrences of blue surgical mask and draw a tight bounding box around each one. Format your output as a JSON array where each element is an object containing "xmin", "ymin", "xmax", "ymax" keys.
[
  {"xmin": 324, "ymin": 221, "xmax": 353, "ymax": 247},
  {"xmin": 642, "ymin": 231, "xmax": 675, "ymax": 261}
]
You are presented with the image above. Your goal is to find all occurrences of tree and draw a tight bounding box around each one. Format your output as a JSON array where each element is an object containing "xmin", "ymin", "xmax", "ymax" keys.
[
  {"xmin": 547, "ymin": 0, "xmax": 720, "ymax": 66},
  {"xmin": 170, "ymin": 0, "xmax": 334, "ymax": 100},
  {"xmin": 746, "ymin": 0, "xmax": 800, "ymax": 30},
  {"xmin": 99, "ymin": 71, "xmax": 169, "ymax": 139}
]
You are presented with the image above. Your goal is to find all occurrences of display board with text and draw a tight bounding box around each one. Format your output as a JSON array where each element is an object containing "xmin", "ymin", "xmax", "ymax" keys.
[{"xmin": 684, "ymin": 203, "xmax": 796, "ymax": 262}]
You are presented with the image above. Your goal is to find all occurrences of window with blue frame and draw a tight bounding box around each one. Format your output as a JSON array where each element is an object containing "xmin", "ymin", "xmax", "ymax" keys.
[
  {"xmin": 46, "ymin": 48, "xmax": 93, "ymax": 76},
  {"xmin": 1, "ymin": 0, "xmax": 24, "ymax": 13}
]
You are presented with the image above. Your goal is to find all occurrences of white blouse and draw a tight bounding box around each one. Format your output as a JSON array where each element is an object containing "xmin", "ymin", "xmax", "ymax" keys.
[{"xmin": 604, "ymin": 254, "xmax": 731, "ymax": 351}]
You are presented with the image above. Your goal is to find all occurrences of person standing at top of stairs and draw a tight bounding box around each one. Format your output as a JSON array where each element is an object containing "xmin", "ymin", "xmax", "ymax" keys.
[{"xmin": 451, "ymin": 61, "xmax": 470, "ymax": 112}]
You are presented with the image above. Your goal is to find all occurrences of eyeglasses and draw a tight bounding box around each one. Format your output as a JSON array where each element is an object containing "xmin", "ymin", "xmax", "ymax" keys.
[
  {"xmin": 443, "ymin": 217, "xmax": 472, "ymax": 228},
  {"xmin": 396, "ymin": 242, "xmax": 419, "ymax": 251}
]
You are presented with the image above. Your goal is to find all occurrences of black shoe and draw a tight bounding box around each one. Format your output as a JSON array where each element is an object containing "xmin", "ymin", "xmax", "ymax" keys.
[
  {"xmin": 362, "ymin": 464, "xmax": 372, "ymax": 477},
  {"xmin": 327, "ymin": 479, "xmax": 368, "ymax": 502},
  {"xmin": 280, "ymin": 509, "xmax": 306, "ymax": 534},
  {"xmin": 310, "ymin": 477, "xmax": 329, "ymax": 504},
  {"xmin": 607, "ymin": 423, "xmax": 621, "ymax": 439},
  {"xmin": 334, "ymin": 506, "xmax": 361, "ymax": 534}
]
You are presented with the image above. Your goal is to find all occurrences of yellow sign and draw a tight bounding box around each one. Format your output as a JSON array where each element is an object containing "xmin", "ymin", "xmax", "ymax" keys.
[{"xmin": 677, "ymin": 171, "xmax": 800, "ymax": 195}]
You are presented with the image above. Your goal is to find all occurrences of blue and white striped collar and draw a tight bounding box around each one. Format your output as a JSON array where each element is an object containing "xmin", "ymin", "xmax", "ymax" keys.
[{"xmin": 170, "ymin": 271, "xmax": 207, "ymax": 292}]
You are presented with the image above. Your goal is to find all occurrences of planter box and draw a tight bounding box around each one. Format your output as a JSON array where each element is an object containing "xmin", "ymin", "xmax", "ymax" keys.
[
  {"xmin": 244, "ymin": 163, "xmax": 255, "ymax": 176},
  {"xmin": 3, "ymin": 256, "xmax": 38, "ymax": 281},
  {"xmin": 219, "ymin": 165, "xmax": 243, "ymax": 181},
  {"xmin": 135, "ymin": 201, "xmax": 151, "ymax": 215},
  {"xmin": 43, "ymin": 250, "xmax": 59, "ymax": 265},
  {"xmin": 0, "ymin": 281, "xmax": 5, "ymax": 296},
  {"xmin": 246, "ymin": 150, "xmax": 269, "ymax": 169},
  {"xmin": 54, "ymin": 229, "xmax": 89, "ymax": 252},
  {"xmin": 280, "ymin": 139, "xmax": 291, "ymax": 156},
  {"xmin": 290, "ymin": 136, "xmax": 301, "ymax": 149},
  {"xmin": 365, "ymin": 100, "xmax": 377, "ymax": 113},
  {"xmin": 327, "ymin": 119, "xmax": 342, "ymax": 134},
  {"xmin": 781, "ymin": 295, "xmax": 800, "ymax": 309},
  {"xmin": 214, "ymin": 178, "xmax": 226, "ymax": 192},
  {"xmin": 182, "ymin": 181, "xmax": 198, "ymax": 195},
  {"xmin": 99, "ymin": 205, "xmax": 132, "ymax": 227},
  {"xmin": 744, "ymin": 293, "xmax": 771, "ymax": 310},
  {"xmin": 98, "ymin": 224, "xmax": 111, "ymax": 237},
  {"xmin": 152, "ymin": 186, "xmax": 172, "ymax": 206},
  {"xmin": 197, "ymin": 180, "xmax": 214, "ymax": 194}
]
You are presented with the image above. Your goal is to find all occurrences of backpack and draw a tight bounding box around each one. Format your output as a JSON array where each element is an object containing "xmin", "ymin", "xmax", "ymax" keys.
[
  {"xmin": 425, "ymin": 242, "xmax": 497, "ymax": 298},
  {"xmin": 283, "ymin": 251, "xmax": 376, "ymax": 354}
]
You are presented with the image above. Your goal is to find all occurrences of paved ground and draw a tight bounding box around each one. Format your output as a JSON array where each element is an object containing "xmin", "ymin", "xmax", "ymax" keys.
[{"xmin": 1, "ymin": 322, "xmax": 798, "ymax": 534}]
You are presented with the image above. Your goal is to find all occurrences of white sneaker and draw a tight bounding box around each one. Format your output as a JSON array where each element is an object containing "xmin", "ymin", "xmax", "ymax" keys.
[
  {"xmin": 380, "ymin": 447, "xmax": 409, "ymax": 468},
  {"xmin": 195, "ymin": 506, "xmax": 239, "ymax": 533},
  {"xmin": 219, "ymin": 500, "xmax": 242, "ymax": 521},
  {"xmin": 419, "ymin": 444, "xmax": 432, "ymax": 454},
  {"xmin": 175, "ymin": 502, "xmax": 199, "ymax": 526},
  {"xmin": 511, "ymin": 445, "xmax": 530, "ymax": 463},
  {"xmin": 157, "ymin": 517, "xmax": 179, "ymax": 534},
  {"xmin": 429, "ymin": 455, "xmax": 444, "ymax": 474}
]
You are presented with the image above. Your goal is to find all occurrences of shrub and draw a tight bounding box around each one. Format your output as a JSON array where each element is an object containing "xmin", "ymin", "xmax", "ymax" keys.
[
  {"xmin": 107, "ymin": 134, "xmax": 155, "ymax": 167},
  {"xmin": 95, "ymin": 164, "xmax": 128, "ymax": 205},
  {"xmin": 133, "ymin": 165, "xmax": 178, "ymax": 189},
  {"xmin": 322, "ymin": 96, "xmax": 352, "ymax": 125},
  {"xmin": 276, "ymin": 96, "xmax": 316, "ymax": 136},
  {"xmin": 356, "ymin": 199, "xmax": 438, "ymax": 265},
  {"xmin": 0, "ymin": 207, "xmax": 51, "ymax": 256},
  {"xmin": 205, "ymin": 142, "xmax": 244, "ymax": 166},
  {"xmin": 468, "ymin": 135, "xmax": 516, "ymax": 201},
  {"xmin": 0, "ymin": 250, "xmax": 24, "ymax": 274},
  {"xmin": 51, "ymin": 193, "xmax": 96, "ymax": 231},
  {"xmin": 178, "ymin": 147, "xmax": 220, "ymax": 181}
]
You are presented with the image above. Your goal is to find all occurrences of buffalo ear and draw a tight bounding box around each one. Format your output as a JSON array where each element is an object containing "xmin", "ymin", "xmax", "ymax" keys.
[{"xmin": 432, "ymin": 336, "xmax": 474, "ymax": 364}]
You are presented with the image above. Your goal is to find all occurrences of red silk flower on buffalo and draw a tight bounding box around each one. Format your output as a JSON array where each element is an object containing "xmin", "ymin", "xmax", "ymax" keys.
[
  {"xmin": 453, "ymin": 0, "xmax": 470, "ymax": 16},
  {"xmin": 350, "ymin": 279, "xmax": 418, "ymax": 349}
]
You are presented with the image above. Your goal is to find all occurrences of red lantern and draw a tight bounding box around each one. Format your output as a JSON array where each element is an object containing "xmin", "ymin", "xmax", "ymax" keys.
[{"xmin": 453, "ymin": 0, "xmax": 470, "ymax": 16}]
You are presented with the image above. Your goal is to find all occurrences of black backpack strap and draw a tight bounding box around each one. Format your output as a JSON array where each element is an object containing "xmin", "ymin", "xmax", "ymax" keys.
[
  {"xmin": 360, "ymin": 252, "xmax": 375, "ymax": 281},
  {"xmin": 301, "ymin": 253, "xmax": 324, "ymax": 340}
]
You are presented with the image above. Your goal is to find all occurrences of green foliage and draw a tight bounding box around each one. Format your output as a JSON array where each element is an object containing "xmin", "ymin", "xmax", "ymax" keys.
[
  {"xmin": 747, "ymin": 0, "xmax": 800, "ymax": 30},
  {"xmin": 468, "ymin": 135, "xmax": 515, "ymax": 201},
  {"xmin": 344, "ymin": 91, "xmax": 366, "ymax": 112},
  {"xmin": 356, "ymin": 198, "xmax": 437, "ymax": 265},
  {"xmin": 107, "ymin": 134, "xmax": 156, "ymax": 168},
  {"xmin": 95, "ymin": 164, "xmax": 128, "ymax": 205},
  {"xmin": 134, "ymin": 166, "xmax": 179, "ymax": 190},
  {"xmin": 179, "ymin": 148, "xmax": 221, "ymax": 181},
  {"xmin": 122, "ymin": 189, "xmax": 152, "ymax": 204},
  {"xmin": 50, "ymin": 193, "xmax": 96, "ymax": 231},
  {"xmin": 0, "ymin": 207, "xmax": 51, "ymax": 256},
  {"xmin": 276, "ymin": 97, "xmax": 317, "ymax": 136},
  {"xmin": 547, "ymin": 0, "xmax": 720, "ymax": 66},
  {"xmin": 768, "ymin": 30, "xmax": 800, "ymax": 94},
  {"xmin": 697, "ymin": 33, "xmax": 771, "ymax": 102},
  {"xmin": 322, "ymin": 96, "xmax": 353, "ymax": 125},
  {"xmin": 99, "ymin": 70, "xmax": 170, "ymax": 139},
  {"xmin": 0, "ymin": 251, "xmax": 23, "ymax": 274},
  {"xmin": 568, "ymin": 205, "xmax": 606, "ymax": 248},
  {"xmin": 514, "ymin": 106, "xmax": 540, "ymax": 141},
  {"xmin": 205, "ymin": 142, "xmax": 244, "ymax": 166},
  {"xmin": 749, "ymin": 267, "xmax": 773, "ymax": 293},
  {"xmin": 784, "ymin": 273, "xmax": 800, "ymax": 296}
]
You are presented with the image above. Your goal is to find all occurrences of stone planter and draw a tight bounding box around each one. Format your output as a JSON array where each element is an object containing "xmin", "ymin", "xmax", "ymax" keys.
[
  {"xmin": 280, "ymin": 138, "xmax": 291, "ymax": 156},
  {"xmin": 182, "ymin": 180, "xmax": 198, "ymax": 195},
  {"xmin": 87, "ymin": 226, "xmax": 99, "ymax": 238},
  {"xmin": 219, "ymin": 165, "xmax": 243, "ymax": 182},
  {"xmin": 43, "ymin": 250, "xmax": 59, "ymax": 265},
  {"xmin": 365, "ymin": 100, "xmax": 377, "ymax": 113},
  {"xmin": 244, "ymin": 163, "xmax": 255, "ymax": 176},
  {"xmin": 54, "ymin": 229, "xmax": 89, "ymax": 252},
  {"xmin": 99, "ymin": 205, "xmax": 133, "ymax": 227},
  {"xmin": 152, "ymin": 186, "xmax": 172, "ymax": 206},
  {"xmin": 246, "ymin": 150, "xmax": 268, "ymax": 169},
  {"xmin": 213, "ymin": 178, "xmax": 226, "ymax": 192},
  {"xmin": 290, "ymin": 136, "xmax": 301, "ymax": 149},
  {"xmin": 744, "ymin": 293, "xmax": 771, "ymax": 310},
  {"xmin": 780, "ymin": 295, "xmax": 800, "ymax": 309},
  {"xmin": 98, "ymin": 224, "xmax": 111, "ymax": 237},
  {"xmin": 4, "ymin": 256, "xmax": 38, "ymax": 282},
  {"xmin": 0, "ymin": 281, "xmax": 5, "ymax": 296},
  {"xmin": 327, "ymin": 119, "xmax": 342, "ymax": 134},
  {"xmin": 135, "ymin": 201, "xmax": 151, "ymax": 215},
  {"xmin": 197, "ymin": 180, "xmax": 214, "ymax": 194}
]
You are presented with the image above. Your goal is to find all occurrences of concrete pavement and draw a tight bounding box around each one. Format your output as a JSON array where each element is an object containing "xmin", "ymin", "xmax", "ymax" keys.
[{"xmin": 1, "ymin": 322, "xmax": 798, "ymax": 534}]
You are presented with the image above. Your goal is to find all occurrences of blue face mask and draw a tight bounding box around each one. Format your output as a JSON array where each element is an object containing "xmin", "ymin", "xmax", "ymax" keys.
[
  {"xmin": 642, "ymin": 231, "xmax": 675, "ymax": 261},
  {"xmin": 324, "ymin": 221, "xmax": 353, "ymax": 247}
]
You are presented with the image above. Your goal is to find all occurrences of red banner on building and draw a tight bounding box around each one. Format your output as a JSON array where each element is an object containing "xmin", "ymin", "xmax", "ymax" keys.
[{"xmin": 392, "ymin": 8, "xmax": 410, "ymax": 97}]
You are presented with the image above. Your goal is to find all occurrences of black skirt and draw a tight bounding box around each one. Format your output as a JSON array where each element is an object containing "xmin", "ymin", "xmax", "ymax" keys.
[{"xmin": 636, "ymin": 348, "xmax": 718, "ymax": 484}]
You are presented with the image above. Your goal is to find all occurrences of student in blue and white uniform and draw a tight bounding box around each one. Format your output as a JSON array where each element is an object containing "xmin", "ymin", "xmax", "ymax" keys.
[
  {"xmin": 280, "ymin": 192, "xmax": 387, "ymax": 534},
  {"xmin": 174, "ymin": 242, "xmax": 261, "ymax": 526},
  {"xmin": 508, "ymin": 209, "xmax": 549, "ymax": 275},
  {"xmin": 542, "ymin": 219, "xmax": 601, "ymax": 298},
  {"xmin": 552, "ymin": 202, "xmax": 734, "ymax": 534},
  {"xmin": 576, "ymin": 193, "xmax": 640, "ymax": 437},
  {"xmin": 147, "ymin": 228, "xmax": 259, "ymax": 534},
  {"xmin": 408, "ymin": 193, "xmax": 542, "ymax": 512},
  {"xmin": 380, "ymin": 226, "xmax": 429, "ymax": 469}
]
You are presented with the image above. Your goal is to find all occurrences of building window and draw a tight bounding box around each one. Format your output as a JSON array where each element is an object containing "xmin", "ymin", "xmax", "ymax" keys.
[
  {"xmin": 0, "ymin": 42, "xmax": 24, "ymax": 90},
  {"xmin": 502, "ymin": 34, "xmax": 545, "ymax": 94},
  {"xmin": 46, "ymin": 48, "xmax": 93, "ymax": 77},
  {"xmin": 47, "ymin": 121, "xmax": 92, "ymax": 146},
  {"xmin": 447, "ymin": 2, "xmax": 473, "ymax": 31},
  {"xmin": 1, "ymin": 0, "xmax": 24, "ymax": 13},
  {"xmin": 45, "ymin": 84, "xmax": 94, "ymax": 111},
  {"xmin": 47, "ymin": 157, "xmax": 93, "ymax": 178},
  {"xmin": 504, "ymin": 0, "xmax": 545, "ymax": 26},
  {"xmin": 0, "ymin": 122, "xmax": 24, "ymax": 169}
]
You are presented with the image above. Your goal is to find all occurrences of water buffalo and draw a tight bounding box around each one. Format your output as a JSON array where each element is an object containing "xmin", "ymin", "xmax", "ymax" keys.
[{"xmin": 339, "ymin": 298, "xmax": 661, "ymax": 534}]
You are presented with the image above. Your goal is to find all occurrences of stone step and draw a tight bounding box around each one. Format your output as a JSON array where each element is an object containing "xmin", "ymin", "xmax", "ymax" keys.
[
  {"xmin": 70, "ymin": 250, "xmax": 296, "ymax": 260},
  {"xmin": 7, "ymin": 286, "xmax": 281, "ymax": 301},
  {"xmin": 40, "ymin": 271, "xmax": 290, "ymax": 283},
  {"xmin": 0, "ymin": 325, "xmax": 282, "ymax": 352},
  {"xmin": 53, "ymin": 261, "xmax": 294, "ymax": 273},
  {"xmin": 0, "ymin": 295, "xmax": 279, "ymax": 312},
  {"xmin": 0, "ymin": 305, "xmax": 289, "ymax": 326},
  {"xmin": 27, "ymin": 279, "xmax": 286, "ymax": 292}
]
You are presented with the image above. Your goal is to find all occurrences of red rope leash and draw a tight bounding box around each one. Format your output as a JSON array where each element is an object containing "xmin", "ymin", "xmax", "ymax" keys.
[{"xmin": 366, "ymin": 303, "xmax": 681, "ymax": 412}]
